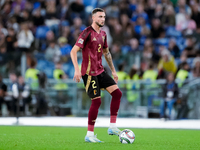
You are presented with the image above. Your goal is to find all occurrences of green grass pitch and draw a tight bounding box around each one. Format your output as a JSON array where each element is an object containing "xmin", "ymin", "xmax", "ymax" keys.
[{"xmin": 0, "ymin": 126, "xmax": 199, "ymax": 150}]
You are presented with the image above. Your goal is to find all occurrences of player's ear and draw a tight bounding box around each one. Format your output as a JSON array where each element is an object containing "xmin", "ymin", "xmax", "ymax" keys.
[{"xmin": 92, "ymin": 13, "xmax": 96, "ymax": 20}]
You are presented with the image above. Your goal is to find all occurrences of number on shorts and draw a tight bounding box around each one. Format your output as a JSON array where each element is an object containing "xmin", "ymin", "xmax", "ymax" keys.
[{"xmin": 92, "ymin": 80, "xmax": 97, "ymax": 88}]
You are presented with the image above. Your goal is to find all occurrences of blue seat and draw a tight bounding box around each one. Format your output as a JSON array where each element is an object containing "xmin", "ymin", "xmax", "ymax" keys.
[
  {"xmin": 35, "ymin": 26, "xmax": 50, "ymax": 40},
  {"xmin": 83, "ymin": 0, "xmax": 97, "ymax": 7},
  {"xmin": 176, "ymin": 38, "xmax": 186, "ymax": 51},
  {"xmin": 43, "ymin": 67, "xmax": 54, "ymax": 78},
  {"xmin": 154, "ymin": 38, "xmax": 169, "ymax": 47},
  {"xmin": 166, "ymin": 26, "xmax": 182, "ymax": 38}
]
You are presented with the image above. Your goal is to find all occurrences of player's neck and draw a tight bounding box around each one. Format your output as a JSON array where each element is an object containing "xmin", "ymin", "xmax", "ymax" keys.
[{"xmin": 91, "ymin": 23, "xmax": 101, "ymax": 34}]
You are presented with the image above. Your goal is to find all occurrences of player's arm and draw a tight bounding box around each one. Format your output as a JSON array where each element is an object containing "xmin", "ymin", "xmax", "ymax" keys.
[
  {"xmin": 70, "ymin": 45, "xmax": 81, "ymax": 82},
  {"xmin": 103, "ymin": 47, "xmax": 118, "ymax": 83}
]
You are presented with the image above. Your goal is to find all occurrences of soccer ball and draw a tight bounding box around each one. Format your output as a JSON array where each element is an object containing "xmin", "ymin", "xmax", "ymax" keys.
[{"xmin": 119, "ymin": 129, "xmax": 135, "ymax": 144}]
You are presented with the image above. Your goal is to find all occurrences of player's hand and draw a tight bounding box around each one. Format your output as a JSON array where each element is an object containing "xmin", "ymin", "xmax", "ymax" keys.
[
  {"xmin": 73, "ymin": 70, "xmax": 81, "ymax": 82},
  {"xmin": 112, "ymin": 71, "xmax": 118, "ymax": 83}
]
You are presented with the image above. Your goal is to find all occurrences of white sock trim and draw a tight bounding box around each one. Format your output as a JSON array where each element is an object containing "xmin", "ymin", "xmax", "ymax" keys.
[
  {"xmin": 110, "ymin": 123, "xmax": 116, "ymax": 128},
  {"xmin": 87, "ymin": 131, "xmax": 94, "ymax": 136}
]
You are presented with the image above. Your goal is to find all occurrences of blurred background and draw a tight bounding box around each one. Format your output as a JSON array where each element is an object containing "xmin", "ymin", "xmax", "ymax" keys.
[{"xmin": 0, "ymin": 0, "xmax": 200, "ymax": 120}]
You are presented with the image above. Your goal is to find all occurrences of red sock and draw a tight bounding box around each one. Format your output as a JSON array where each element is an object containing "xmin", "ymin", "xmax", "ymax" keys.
[
  {"xmin": 110, "ymin": 89, "xmax": 122, "ymax": 123},
  {"xmin": 88, "ymin": 98, "xmax": 101, "ymax": 131}
]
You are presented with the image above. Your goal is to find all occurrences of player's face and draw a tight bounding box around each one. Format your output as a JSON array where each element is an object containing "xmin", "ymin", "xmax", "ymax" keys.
[{"xmin": 93, "ymin": 12, "xmax": 106, "ymax": 27}]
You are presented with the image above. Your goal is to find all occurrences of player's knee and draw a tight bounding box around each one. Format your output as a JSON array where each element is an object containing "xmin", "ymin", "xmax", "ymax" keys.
[
  {"xmin": 92, "ymin": 97, "xmax": 101, "ymax": 107},
  {"xmin": 111, "ymin": 88, "xmax": 122, "ymax": 99}
]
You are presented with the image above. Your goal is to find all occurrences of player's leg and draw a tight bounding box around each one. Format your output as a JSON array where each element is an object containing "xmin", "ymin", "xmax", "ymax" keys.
[
  {"xmin": 82, "ymin": 74, "xmax": 103, "ymax": 143},
  {"xmin": 97, "ymin": 71, "xmax": 122, "ymax": 136},
  {"xmin": 106, "ymin": 85, "xmax": 122, "ymax": 136}
]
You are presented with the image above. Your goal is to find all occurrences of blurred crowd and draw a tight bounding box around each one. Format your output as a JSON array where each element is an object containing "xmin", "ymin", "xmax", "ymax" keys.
[{"xmin": 0, "ymin": 0, "xmax": 200, "ymax": 80}]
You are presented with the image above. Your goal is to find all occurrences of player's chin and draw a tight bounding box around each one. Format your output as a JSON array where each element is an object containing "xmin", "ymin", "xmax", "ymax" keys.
[{"xmin": 99, "ymin": 23, "xmax": 104, "ymax": 27}]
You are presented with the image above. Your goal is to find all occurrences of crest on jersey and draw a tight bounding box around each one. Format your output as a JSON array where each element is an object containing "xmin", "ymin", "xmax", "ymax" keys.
[
  {"xmin": 92, "ymin": 37, "xmax": 97, "ymax": 41},
  {"xmin": 94, "ymin": 89, "xmax": 97, "ymax": 95},
  {"xmin": 78, "ymin": 38, "xmax": 84, "ymax": 44},
  {"xmin": 102, "ymin": 36, "xmax": 105, "ymax": 42}
]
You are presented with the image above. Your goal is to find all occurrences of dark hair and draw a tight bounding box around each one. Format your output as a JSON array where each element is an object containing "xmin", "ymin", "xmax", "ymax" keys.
[
  {"xmin": 30, "ymin": 58, "xmax": 37, "ymax": 68},
  {"xmin": 118, "ymin": 63, "xmax": 124, "ymax": 71},
  {"xmin": 149, "ymin": 62, "xmax": 154, "ymax": 69},
  {"xmin": 129, "ymin": 68, "xmax": 137, "ymax": 79},
  {"xmin": 92, "ymin": 8, "xmax": 104, "ymax": 15}
]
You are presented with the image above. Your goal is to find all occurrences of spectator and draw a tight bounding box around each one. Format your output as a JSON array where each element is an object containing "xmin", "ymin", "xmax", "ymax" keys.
[
  {"xmin": 0, "ymin": 2, "xmax": 12, "ymax": 22},
  {"xmin": 126, "ymin": 65, "xmax": 140, "ymax": 108},
  {"xmin": 176, "ymin": 13, "xmax": 196, "ymax": 33},
  {"xmin": 151, "ymin": 17, "xmax": 165, "ymax": 39},
  {"xmin": 175, "ymin": 0, "xmax": 191, "ymax": 15},
  {"xmin": 131, "ymin": 4, "xmax": 148, "ymax": 24},
  {"xmin": 17, "ymin": 21, "xmax": 34, "ymax": 52},
  {"xmin": 25, "ymin": 58, "xmax": 39, "ymax": 90},
  {"xmin": 45, "ymin": 0, "xmax": 60, "ymax": 37},
  {"xmin": 176, "ymin": 61, "xmax": 190, "ymax": 87},
  {"xmin": 158, "ymin": 49, "xmax": 177, "ymax": 75},
  {"xmin": 46, "ymin": 30, "xmax": 55, "ymax": 45},
  {"xmin": 142, "ymin": 62, "xmax": 158, "ymax": 107},
  {"xmin": 191, "ymin": 4, "xmax": 200, "ymax": 28},
  {"xmin": 105, "ymin": 3, "xmax": 119, "ymax": 19},
  {"xmin": 143, "ymin": 62, "xmax": 158, "ymax": 81},
  {"xmin": 142, "ymin": 42, "xmax": 160, "ymax": 65},
  {"xmin": 0, "ymin": 74, "xmax": 8, "ymax": 116},
  {"xmin": 11, "ymin": 4, "xmax": 22, "ymax": 23},
  {"xmin": 129, "ymin": 38, "xmax": 142, "ymax": 52},
  {"xmin": 45, "ymin": 40, "xmax": 61, "ymax": 62},
  {"xmin": 6, "ymin": 16, "xmax": 19, "ymax": 32},
  {"xmin": 145, "ymin": 0, "xmax": 156, "ymax": 21},
  {"xmin": 53, "ymin": 61, "xmax": 68, "ymax": 90},
  {"xmin": 168, "ymin": 38, "xmax": 180, "ymax": 58},
  {"xmin": 153, "ymin": 4, "xmax": 163, "ymax": 20},
  {"xmin": 192, "ymin": 58, "xmax": 200, "ymax": 78},
  {"xmin": 118, "ymin": 1, "xmax": 132, "ymax": 18},
  {"xmin": 134, "ymin": 16, "xmax": 151, "ymax": 38},
  {"xmin": 58, "ymin": 36, "xmax": 72, "ymax": 62},
  {"xmin": 9, "ymin": 72, "xmax": 18, "ymax": 115},
  {"xmin": 177, "ymin": 52, "xmax": 188, "ymax": 70},
  {"xmin": 70, "ymin": 17, "xmax": 86, "ymax": 34},
  {"xmin": 20, "ymin": 9, "xmax": 32, "ymax": 22},
  {"xmin": 0, "ymin": 30, "xmax": 6, "ymax": 48},
  {"xmin": 65, "ymin": 0, "xmax": 85, "ymax": 25},
  {"xmin": 160, "ymin": 72, "xmax": 179, "ymax": 119},
  {"xmin": 56, "ymin": 0, "xmax": 69, "ymax": 20},
  {"xmin": 17, "ymin": 75, "xmax": 31, "ymax": 115},
  {"xmin": 116, "ymin": 63, "xmax": 128, "ymax": 89},
  {"xmin": 32, "ymin": 3, "xmax": 45, "ymax": 27},
  {"xmin": 0, "ymin": 22, "xmax": 8, "ymax": 36},
  {"xmin": 11, "ymin": 0, "xmax": 26, "ymax": 11},
  {"xmin": 119, "ymin": 14, "xmax": 134, "ymax": 44},
  {"xmin": 5, "ymin": 27, "xmax": 17, "ymax": 53},
  {"xmin": 182, "ymin": 37, "xmax": 197, "ymax": 57},
  {"xmin": 0, "ymin": 44, "xmax": 9, "ymax": 76},
  {"xmin": 175, "ymin": 6, "xmax": 187, "ymax": 30},
  {"xmin": 161, "ymin": 5, "xmax": 176, "ymax": 28},
  {"xmin": 110, "ymin": 42, "xmax": 125, "ymax": 66},
  {"xmin": 129, "ymin": 0, "xmax": 137, "ymax": 14},
  {"xmin": 45, "ymin": 0, "xmax": 58, "ymax": 19}
]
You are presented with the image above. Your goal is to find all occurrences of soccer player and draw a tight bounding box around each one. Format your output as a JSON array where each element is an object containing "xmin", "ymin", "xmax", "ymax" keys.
[{"xmin": 70, "ymin": 8, "xmax": 122, "ymax": 143}]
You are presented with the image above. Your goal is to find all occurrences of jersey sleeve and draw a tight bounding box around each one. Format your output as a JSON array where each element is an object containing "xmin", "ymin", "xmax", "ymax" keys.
[
  {"xmin": 75, "ymin": 29, "xmax": 89, "ymax": 49},
  {"xmin": 103, "ymin": 33, "xmax": 108, "ymax": 49}
]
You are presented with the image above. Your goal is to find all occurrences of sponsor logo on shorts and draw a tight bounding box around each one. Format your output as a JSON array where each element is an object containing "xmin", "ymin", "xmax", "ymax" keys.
[{"xmin": 94, "ymin": 89, "xmax": 97, "ymax": 95}]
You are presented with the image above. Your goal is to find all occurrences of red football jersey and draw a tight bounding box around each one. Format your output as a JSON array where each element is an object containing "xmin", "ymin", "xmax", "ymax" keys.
[{"xmin": 75, "ymin": 26, "xmax": 108, "ymax": 76}]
